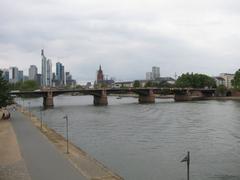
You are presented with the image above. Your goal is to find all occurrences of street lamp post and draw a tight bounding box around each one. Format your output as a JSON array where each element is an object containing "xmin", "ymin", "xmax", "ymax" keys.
[
  {"xmin": 40, "ymin": 106, "xmax": 43, "ymax": 130},
  {"xmin": 181, "ymin": 151, "xmax": 190, "ymax": 180},
  {"xmin": 22, "ymin": 99, "xmax": 24, "ymax": 112},
  {"xmin": 28, "ymin": 102, "xmax": 31, "ymax": 119},
  {"xmin": 63, "ymin": 115, "xmax": 69, "ymax": 154}
]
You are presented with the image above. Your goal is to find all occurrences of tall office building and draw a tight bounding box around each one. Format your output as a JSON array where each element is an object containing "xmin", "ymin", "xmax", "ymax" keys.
[
  {"xmin": 56, "ymin": 62, "xmax": 65, "ymax": 86},
  {"xmin": 41, "ymin": 49, "xmax": 47, "ymax": 87},
  {"xmin": 18, "ymin": 70, "xmax": 24, "ymax": 82},
  {"xmin": 146, "ymin": 72, "xmax": 153, "ymax": 80},
  {"xmin": 47, "ymin": 59, "xmax": 52, "ymax": 86},
  {"xmin": 1, "ymin": 69, "xmax": 9, "ymax": 81},
  {"xmin": 9, "ymin": 67, "xmax": 19, "ymax": 83},
  {"xmin": 152, "ymin": 66, "xmax": 160, "ymax": 80},
  {"xmin": 29, "ymin": 65, "xmax": 38, "ymax": 80}
]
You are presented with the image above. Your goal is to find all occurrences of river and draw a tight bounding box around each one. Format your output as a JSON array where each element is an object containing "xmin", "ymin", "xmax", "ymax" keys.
[{"xmin": 16, "ymin": 96, "xmax": 240, "ymax": 180}]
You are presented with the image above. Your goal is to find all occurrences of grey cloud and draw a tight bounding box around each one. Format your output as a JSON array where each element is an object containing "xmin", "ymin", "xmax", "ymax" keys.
[{"xmin": 1, "ymin": 0, "xmax": 240, "ymax": 82}]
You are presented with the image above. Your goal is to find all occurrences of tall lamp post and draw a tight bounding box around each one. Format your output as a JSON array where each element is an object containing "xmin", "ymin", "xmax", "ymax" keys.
[
  {"xmin": 28, "ymin": 102, "xmax": 31, "ymax": 119},
  {"xmin": 63, "ymin": 115, "xmax": 69, "ymax": 154},
  {"xmin": 181, "ymin": 151, "xmax": 190, "ymax": 180},
  {"xmin": 22, "ymin": 99, "xmax": 25, "ymax": 112},
  {"xmin": 40, "ymin": 106, "xmax": 43, "ymax": 130}
]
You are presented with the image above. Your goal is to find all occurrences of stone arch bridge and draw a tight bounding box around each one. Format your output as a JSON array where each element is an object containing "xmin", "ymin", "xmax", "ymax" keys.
[{"xmin": 10, "ymin": 88, "xmax": 216, "ymax": 109}]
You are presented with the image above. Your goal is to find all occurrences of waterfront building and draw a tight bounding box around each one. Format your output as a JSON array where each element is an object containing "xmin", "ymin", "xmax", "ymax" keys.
[
  {"xmin": 41, "ymin": 49, "xmax": 47, "ymax": 87},
  {"xmin": 213, "ymin": 76, "xmax": 225, "ymax": 87},
  {"xmin": 29, "ymin": 65, "xmax": 38, "ymax": 80},
  {"xmin": 152, "ymin": 66, "xmax": 160, "ymax": 80},
  {"xmin": 220, "ymin": 73, "xmax": 234, "ymax": 89},
  {"xmin": 9, "ymin": 67, "xmax": 19, "ymax": 83}
]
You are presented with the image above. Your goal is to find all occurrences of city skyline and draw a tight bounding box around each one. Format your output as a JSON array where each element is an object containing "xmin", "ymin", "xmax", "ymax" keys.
[{"xmin": 1, "ymin": 0, "xmax": 240, "ymax": 82}]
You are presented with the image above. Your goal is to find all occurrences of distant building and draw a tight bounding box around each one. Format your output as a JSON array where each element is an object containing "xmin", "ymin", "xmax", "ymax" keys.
[
  {"xmin": 56, "ymin": 62, "xmax": 65, "ymax": 86},
  {"xmin": 23, "ymin": 76, "xmax": 29, "ymax": 82},
  {"xmin": 9, "ymin": 67, "xmax": 19, "ymax": 83},
  {"xmin": 41, "ymin": 49, "xmax": 47, "ymax": 87},
  {"xmin": 113, "ymin": 81, "xmax": 134, "ymax": 88},
  {"xmin": 36, "ymin": 74, "xmax": 42, "ymax": 86},
  {"xmin": 66, "ymin": 72, "xmax": 76, "ymax": 87},
  {"xmin": 29, "ymin": 65, "xmax": 38, "ymax": 80},
  {"xmin": 152, "ymin": 66, "xmax": 160, "ymax": 80},
  {"xmin": 47, "ymin": 59, "xmax": 52, "ymax": 86},
  {"xmin": 1, "ymin": 69, "xmax": 9, "ymax": 81},
  {"xmin": 220, "ymin": 73, "xmax": 234, "ymax": 89},
  {"xmin": 97, "ymin": 65, "xmax": 104, "ymax": 83},
  {"xmin": 155, "ymin": 77, "xmax": 176, "ymax": 85},
  {"xmin": 85, "ymin": 82, "xmax": 92, "ymax": 89},
  {"xmin": 18, "ymin": 70, "xmax": 24, "ymax": 82},
  {"xmin": 213, "ymin": 76, "xmax": 225, "ymax": 87},
  {"xmin": 95, "ymin": 65, "xmax": 114, "ymax": 87},
  {"xmin": 146, "ymin": 72, "xmax": 153, "ymax": 80}
]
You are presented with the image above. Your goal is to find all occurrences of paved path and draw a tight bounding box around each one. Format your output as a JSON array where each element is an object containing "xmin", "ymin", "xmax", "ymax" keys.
[{"xmin": 11, "ymin": 111, "xmax": 85, "ymax": 180}]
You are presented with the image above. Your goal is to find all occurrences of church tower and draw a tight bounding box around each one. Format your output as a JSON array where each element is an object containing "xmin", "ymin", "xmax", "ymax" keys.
[{"xmin": 97, "ymin": 65, "xmax": 104, "ymax": 83}]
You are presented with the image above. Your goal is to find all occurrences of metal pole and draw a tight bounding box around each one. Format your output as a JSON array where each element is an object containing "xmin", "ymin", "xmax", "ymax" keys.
[
  {"xmin": 64, "ymin": 115, "xmax": 69, "ymax": 154},
  {"xmin": 22, "ymin": 99, "xmax": 24, "ymax": 112},
  {"xmin": 40, "ymin": 106, "xmax": 43, "ymax": 129},
  {"xmin": 28, "ymin": 102, "xmax": 31, "ymax": 119},
  {"xmin": 187, "ymin": 151, "xmax": 190, "ymax": 180}
]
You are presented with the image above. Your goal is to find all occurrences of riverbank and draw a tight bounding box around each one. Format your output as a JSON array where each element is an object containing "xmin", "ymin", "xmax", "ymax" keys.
[
  {"xmin": 0, "ymin": 118, "xmax": 31, "ymax": 180},
  {"xmin": 204, "ymin": 96, "xmax": 240, "ymax": 100},
  {"xmin": 19, "ymin": 106, "xmax": 123, "ymax": 180}
]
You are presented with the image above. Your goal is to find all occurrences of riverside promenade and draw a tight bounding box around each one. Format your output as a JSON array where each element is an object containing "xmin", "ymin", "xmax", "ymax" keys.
[{"xmin": 0, "ymin": 108, "xmax": 123, "ymax": 180}]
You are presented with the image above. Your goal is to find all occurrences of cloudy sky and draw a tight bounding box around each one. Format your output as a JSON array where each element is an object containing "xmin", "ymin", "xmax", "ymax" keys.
[{"xmin": 1, "ymin": 0, "xmax": 240, "ymax": 82}]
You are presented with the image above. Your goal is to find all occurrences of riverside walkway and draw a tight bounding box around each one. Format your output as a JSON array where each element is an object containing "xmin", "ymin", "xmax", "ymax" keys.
[
  {"xmin": 1, "ymin": 108, "xmax": 123, "ymax": 180},
  {"xmin": 5, "ymin": 111, "xmax": 86, "ymax": 180}
]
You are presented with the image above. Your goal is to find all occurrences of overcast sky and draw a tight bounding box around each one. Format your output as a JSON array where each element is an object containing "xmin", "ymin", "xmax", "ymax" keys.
[{"xmin": 0, "ymin": 0, "xmax": 240, "ymax": 82}]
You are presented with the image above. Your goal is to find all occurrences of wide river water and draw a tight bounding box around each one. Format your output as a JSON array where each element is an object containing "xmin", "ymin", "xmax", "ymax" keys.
[{"xmin": 17, "ymin": 96, "xmax": 240, "ymax": 180}]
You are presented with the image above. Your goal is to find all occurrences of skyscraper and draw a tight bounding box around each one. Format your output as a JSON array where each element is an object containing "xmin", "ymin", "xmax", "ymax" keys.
[
  {"xmin": 9, "ymin": 67, "xmax": 19, "ymax": 83},
  {"xmin": 29, "ymin": 65, "xmax": 38, "ymax": 80},
  {"xmin": 56, "ymin": 62, "xmax": 65, "ymax": 86},
  {"xmin": 18, "ymin": 70, "xmax": 24, "ymax": 82},
  {"xmin": 41, "ymin": 49, "xmax": 47, "ymax": 87},
  {"xmin": 146, "ymin": 72, "xmax": 153, "ymax": 80},
  {"xmin": 152, "ymin": 66, "xmax": 160, "ymax": 80},
  {"xmin": 47, "ymin": 59, "xmax": 52, "ymax": 86},
  {"xmin": 1, "ymin": 69, "xmax": 9, "ymax": 81}
]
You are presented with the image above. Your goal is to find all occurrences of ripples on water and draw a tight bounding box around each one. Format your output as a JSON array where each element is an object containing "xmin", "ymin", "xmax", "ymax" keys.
[{"xmin": 17, "ymin": 96, "xmax": 240, "ymax": 180}]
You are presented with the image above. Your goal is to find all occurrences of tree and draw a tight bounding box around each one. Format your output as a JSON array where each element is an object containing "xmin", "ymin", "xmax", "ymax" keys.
[
  {"xmin": 0, "ymin": 71, "xmax": 12, "ymax": 107},
  {"xmin": 232, "ymin": 69, "xmax": 240, "ymax": 90},
  {"xmin": 216, "ymin": 85, "xmax": 227, "ymax": 96},
  {"xmin": 133, "ymin": 80, "xmax": 141, "ymax": 88},
  {"xmin": 19, "ymin": 80, "xmax": 39, "ymax": 91},
  {"xmin": 175, "ymin": 73, "xmax": 216, "ymax": 88}
]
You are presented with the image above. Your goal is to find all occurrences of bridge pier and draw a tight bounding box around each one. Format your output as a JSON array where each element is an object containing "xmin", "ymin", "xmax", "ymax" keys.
[
  {"xmin": 138, "ymin": 89, "xmax": 155, "ymax": 104},
  {"xmin": 174, "ymin": 90, "xmax": 204, "ymax": 101},
  {"xmin": 43, "ymin": 91, "xmax": 54, "ymax": 109},
  {"xmin": 93, "ymin": 90, "xmax": 108, "ymax": 106}
]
